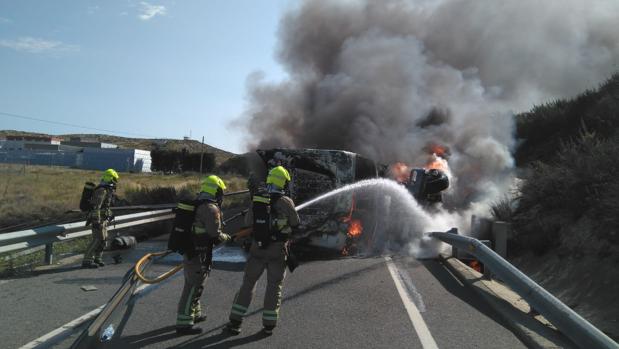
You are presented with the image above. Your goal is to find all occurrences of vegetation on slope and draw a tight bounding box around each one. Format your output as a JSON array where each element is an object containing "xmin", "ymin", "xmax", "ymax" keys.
[
  {"xmin": 508, "ymin": 73, "xmax": 619, "ymax": 338},
  {"xmin": 512, "ymin": 73, "xmax": 619, "ymax": 254}
]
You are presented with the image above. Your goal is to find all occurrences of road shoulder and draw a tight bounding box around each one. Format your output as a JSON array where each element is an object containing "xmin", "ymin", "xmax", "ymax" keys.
[{"xmin": 440, "ymin": 255, "xmax": 576, "ymax": 349}]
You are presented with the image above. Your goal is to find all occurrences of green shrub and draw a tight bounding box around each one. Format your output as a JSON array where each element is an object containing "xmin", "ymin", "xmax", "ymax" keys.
[
  {"xmin": 516, "ymin": 73, "xmax": 619, "ymax": 165},
  {"xmin": 489, "ymin": 195, "xmax": 515, "ymax": 222},
  {"xmin": 513, "ymin": 131, "xmax": 619, "ymax": 253}
]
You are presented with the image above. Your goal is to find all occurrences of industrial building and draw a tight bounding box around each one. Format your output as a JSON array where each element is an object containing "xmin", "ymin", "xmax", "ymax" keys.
[{"xmin": 0, "ymin": 136, "xmax": 152, "ymax": 172}]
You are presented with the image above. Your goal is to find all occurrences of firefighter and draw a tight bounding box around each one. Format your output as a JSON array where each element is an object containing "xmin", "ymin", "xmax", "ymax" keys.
[
  {"xmin": 176, "ymin": 175, "xmax": 232, "ymax": 335},
  {"xmin": 82, "ymin": 168, "xmax": 119, "ymax": 269},
  {"xmin": 226, "ymin": 166, "xmax": 300, "ymax": 336}
]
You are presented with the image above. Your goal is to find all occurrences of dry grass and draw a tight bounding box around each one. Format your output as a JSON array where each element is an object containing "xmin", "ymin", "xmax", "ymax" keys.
[{"xmin": 0, "ymin": 164, "xmax": 247, "ymax": 229}]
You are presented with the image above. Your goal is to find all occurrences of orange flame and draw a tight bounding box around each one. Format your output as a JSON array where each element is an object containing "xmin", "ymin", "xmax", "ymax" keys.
[
  {"xmin": 340, "ymin": 194, "xmax": 364, "ymax": 238},
  {"xmin": 469, "ymin": 260, "xmax": 482, "ymax": 273},
  {"xmin": 423, "ymin": 144, "xmax": 450, "ymax": 172},
  {"xmin": 347, "ymin": 219, "xmax": 363, "ymax": 237},
  {"xmin": 424, "ymin": 153, "xmax": 449, "ymax": 171},
  {"xmin": 428, "ymin": 144, "xmax": 449, "ymax": 158},
  {"xmin": 390, "ymin": 162, "xmax": 411, "ymax": 183}
]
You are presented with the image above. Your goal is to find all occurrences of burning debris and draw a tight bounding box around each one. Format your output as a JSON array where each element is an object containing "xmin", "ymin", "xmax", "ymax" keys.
[
  {"xmin": 251, "ymin": 149, "xmax": 375, "ymax": 257},
  {"xmin": 339, "ymin": 194, "xmax": 364, "ymax": 256},
  {"xmin": 388, "ymin": 144, "xmax": 451, "ymax": 205},
  {"xmin": 252, "ymin": 148, "xmax": 452, "ymax": 258}
]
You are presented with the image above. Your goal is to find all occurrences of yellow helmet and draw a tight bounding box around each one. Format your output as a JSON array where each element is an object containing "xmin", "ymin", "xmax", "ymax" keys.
[
  {"xmin": 266, "ymin": 166, "xmax": 291, "ymax": 189},
  {"xmin": 201, "ymin": 175, "xmax": 226, "ymax": 196},
  {"xmin": 102, "ymin": 169, "xmax": 119, "ymax": 184}
]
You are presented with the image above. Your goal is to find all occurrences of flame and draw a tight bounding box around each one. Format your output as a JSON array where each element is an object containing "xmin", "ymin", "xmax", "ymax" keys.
[
  {"xmin": 389, "ymin": 162, "xmax": 411, "ymax": 183},
  {"xmin": 469, "ymin": 260, "xmax": 482, "ymax": 273},
  {"xmin": 427, "ymin": 144, "xmax": 449, "ymax": 158},
  {"xmin": 340, "ymin": 194, "xmax": 364, "ymax": 239},
  {"xmin": 347, "ymin": 219, "xmax": 363, "ymax": 237},
  {"xmin": 425, "ymin": 153, "xmax": 449, "ymax": 171}
]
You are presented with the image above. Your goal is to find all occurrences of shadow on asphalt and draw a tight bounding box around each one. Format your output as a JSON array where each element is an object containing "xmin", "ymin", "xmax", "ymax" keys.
[
  {"xmin": 420, "ymin": 259, "xmax": 513, "ymax": 329},
  {"xmin": 204, "ymin": 331, "xmax": 271, "ymax": 348},
  {"xmin": 116, "ymin": 325, "xmax": 179, "ymax": 348},
  {"xmin": 124, "ymin": 260, "xmax": 385, "ymax": 348}
]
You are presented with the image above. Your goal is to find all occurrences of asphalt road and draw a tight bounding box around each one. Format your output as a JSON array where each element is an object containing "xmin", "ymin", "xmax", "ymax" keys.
[{"xmin": 0, "ymin": 234, "xmax": 526, "ymax": 349}]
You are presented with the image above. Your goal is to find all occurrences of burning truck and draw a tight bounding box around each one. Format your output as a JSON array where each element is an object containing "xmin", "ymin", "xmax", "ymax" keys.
[{"xmin": 249, "ymin": 148, "xmax": 449, "ymax": 257}]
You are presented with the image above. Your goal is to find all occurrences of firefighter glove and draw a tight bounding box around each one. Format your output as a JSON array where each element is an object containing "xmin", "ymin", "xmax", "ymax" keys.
[{"xmin": 218, "ymin": 233, "xmax": 231, "ymax": 244}]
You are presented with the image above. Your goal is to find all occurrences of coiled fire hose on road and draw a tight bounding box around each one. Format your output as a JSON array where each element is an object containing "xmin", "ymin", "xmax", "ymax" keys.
[{"xmin": 134, "ymin": 250, "xmax": 183, "ymax": 284}]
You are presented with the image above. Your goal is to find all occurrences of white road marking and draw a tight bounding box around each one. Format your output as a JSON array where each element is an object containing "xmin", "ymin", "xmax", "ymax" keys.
[
  {"xmin": 385, "ymin": 256, "xmax": 439, "ymax": 349},
  {"xmin": 395, "ymin": 264, "xmax": 427, "ymax": 312},
  {"xmin": 19, "ymin": 281, "xmax": 156, "ymax": 348},
  {"xmin": 19, "ymin": 304, "xmax": 105, "ymax": 349},
  {"xmin": 19, "ymin": 249, "xmax": 208, "ymax": 348}
]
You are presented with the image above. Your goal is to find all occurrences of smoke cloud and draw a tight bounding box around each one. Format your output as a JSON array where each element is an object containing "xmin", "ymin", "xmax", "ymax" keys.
[{"xmin": 238, "ymin": 0, "xmax": 619, "ymax": 209}]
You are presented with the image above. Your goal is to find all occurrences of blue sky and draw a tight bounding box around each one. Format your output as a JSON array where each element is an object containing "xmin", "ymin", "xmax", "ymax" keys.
[{"xmin": 0, "ymin": 0, "xmax": 292, "ymax": 153}]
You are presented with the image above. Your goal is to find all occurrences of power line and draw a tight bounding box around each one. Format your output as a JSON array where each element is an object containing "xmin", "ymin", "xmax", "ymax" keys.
[{"xmin": 0, "ymin": 111, "xmax": 158, "ymax": 138}]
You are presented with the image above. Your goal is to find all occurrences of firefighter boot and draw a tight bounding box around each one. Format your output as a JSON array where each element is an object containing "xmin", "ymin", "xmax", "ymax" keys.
[
  {"xmin": 225, "ymin": 320, "xmax": 242, "ymax": 335},
  {"xmin": 81, "ymin": 261, "xmax": 98, "ymax": 269},
  {"xmin": 176, "ymin": 326, "xmax": 203, "ymax": 336},
  {"xmin": 262, "ymin": 326, "xmax": 275, "ymax": 336}
]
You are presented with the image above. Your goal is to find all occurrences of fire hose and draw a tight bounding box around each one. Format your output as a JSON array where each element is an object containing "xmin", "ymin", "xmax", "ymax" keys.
[
  {"xmin": 134, "ymin": 250, "xmax": 182, "ymax": 284},
  {"xmin": 133, "ymin": 194, "xmax": 312, "ymax": 285},
  {"xmin": 133, "ymin": 209, "xmax": 250, "ymax": 284}
]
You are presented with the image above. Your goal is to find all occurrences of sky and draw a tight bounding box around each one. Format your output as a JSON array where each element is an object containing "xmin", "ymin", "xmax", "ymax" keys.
[{"xmin": 0, "ymin": 0, "xmax": 292, "ymax": 153}]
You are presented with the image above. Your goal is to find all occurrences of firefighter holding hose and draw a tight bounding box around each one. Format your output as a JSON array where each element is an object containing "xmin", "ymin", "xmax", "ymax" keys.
[
  {"xmin": 175, "ymin": 175, "xmax": 232, "ymax": 335},
  {"xmin": 226, "ymin": 166, "xmax": 300, "ymax": 336}
]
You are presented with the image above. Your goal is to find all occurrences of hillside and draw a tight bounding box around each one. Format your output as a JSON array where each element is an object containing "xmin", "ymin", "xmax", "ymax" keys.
[
  {"xmin": 510, "ymin": 73, "xmax": 619, "ymax": 338},
  {"xmin": 516, "ymin": 73, "xmax": 619, "ymax": 165},
  {"xmin": 0, "ymin": 131, "xmax": 236, "ymax": 166}
]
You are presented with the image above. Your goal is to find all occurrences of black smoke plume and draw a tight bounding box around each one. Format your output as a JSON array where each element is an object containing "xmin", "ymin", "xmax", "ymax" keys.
[{"xmin": 238, "ymin": 0, "xmax": 619, "ymax": 209}]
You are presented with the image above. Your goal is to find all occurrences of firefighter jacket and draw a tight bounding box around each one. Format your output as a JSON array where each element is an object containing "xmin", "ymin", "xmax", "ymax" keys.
[
  {"xmin": 89, "ymin": 185, "xmax": 114, "ymax": 225},
  {"xmin": 193, "ymin": 201, "xmax": 223, "ymax": 240},
  {"xmin": 244, "ymin": 195, "xmax": 300, "ymax": 238},
  {"xmin": 191, "ymin": 194, "xmax": 224, "ymax": 265}
]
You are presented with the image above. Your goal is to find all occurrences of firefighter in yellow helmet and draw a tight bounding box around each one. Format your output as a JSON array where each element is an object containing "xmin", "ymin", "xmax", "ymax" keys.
[
  {"xmin": 176, "ymin": 175, "xmax": 232, "ymax": 335},
  {"xmin": 82, "ymin": 169, "xmax": 119, "ymax": 269},
  {"xmin": 226, "ymin": 166, "xmax": 300, "ymax": 336}
]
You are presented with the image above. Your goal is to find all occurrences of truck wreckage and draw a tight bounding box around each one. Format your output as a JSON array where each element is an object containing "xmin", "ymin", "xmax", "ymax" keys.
[{"xmin": 246, "ymin": 148, "xmax": 450, "ymax": 257}]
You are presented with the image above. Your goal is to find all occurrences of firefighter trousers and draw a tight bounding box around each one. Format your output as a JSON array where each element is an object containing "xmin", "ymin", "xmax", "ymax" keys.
[
  {"xmin": 229, "ymin": 242, "xmax": 287, "ymax": 328},
  {"xmin": 176, "ymin": 254, "xmax": 208, "ymax": 328},
  {"xmin": 83, "ymin": 221, "xmax": 108, "ymax": 263}
]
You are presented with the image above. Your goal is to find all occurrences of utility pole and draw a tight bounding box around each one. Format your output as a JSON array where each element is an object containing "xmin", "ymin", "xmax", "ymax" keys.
[{"xmin": 199, "ymin": 136, "xmax": 204, "ymax": 174}]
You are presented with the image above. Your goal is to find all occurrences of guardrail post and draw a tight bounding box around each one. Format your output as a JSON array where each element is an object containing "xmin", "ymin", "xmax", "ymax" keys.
[
  {"xmin": 479, "ymin": 240, "xmax": 492, "ymax": 279},
  {"xmin": 447, "ymin": 227, "xmax": 458, "ymax": 257},
  {"xmin": 492, "ymin": 221, "xmax": 509, "ymax": 258},
  {"xmin": 44, "ymin": 243, "xmax": 53, "ymax": 265}
]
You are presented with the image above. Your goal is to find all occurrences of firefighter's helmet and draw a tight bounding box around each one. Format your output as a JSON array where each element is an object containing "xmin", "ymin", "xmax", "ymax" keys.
[
  {"xmin": 201, "ymin": 175, "xmax": 226, "ymax": 195},
  {"xmin": 102, "ymin": 169, "xmax": 119, "ymax": 184},
  {"xmin": 266, "ymin": 166, "xmax": 291, "ymax": 189}
]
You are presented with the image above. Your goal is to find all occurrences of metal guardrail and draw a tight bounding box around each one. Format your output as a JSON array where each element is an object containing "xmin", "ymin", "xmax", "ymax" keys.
[
  {"xmin": 431, "ymin": 228, "xmax": 619, "ymax": 349},
  {"xmin": 0, "ymin": 210, "xmax": 174, "ymax": 263}
]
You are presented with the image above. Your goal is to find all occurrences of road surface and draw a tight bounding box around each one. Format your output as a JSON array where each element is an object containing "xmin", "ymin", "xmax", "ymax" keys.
[{"xmin": 0, "ymin": 235, "xmax": 527, "ymax": 348}]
